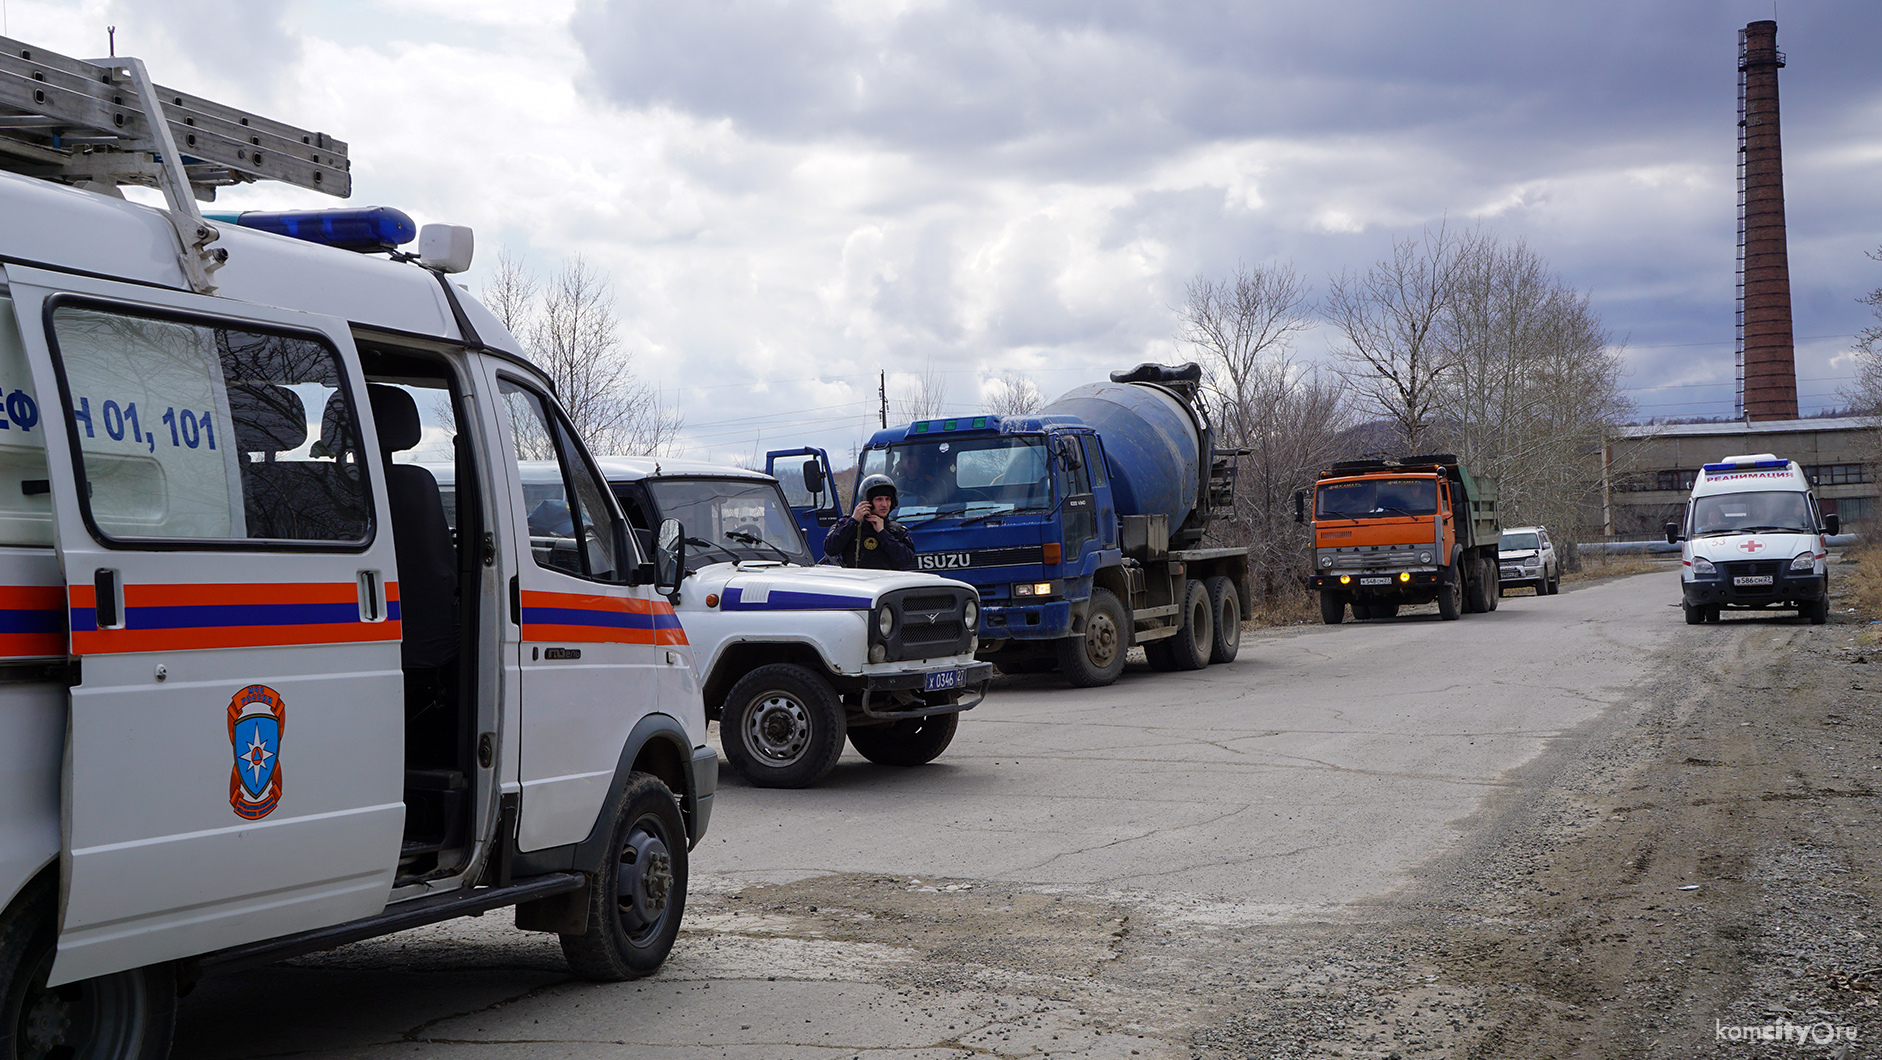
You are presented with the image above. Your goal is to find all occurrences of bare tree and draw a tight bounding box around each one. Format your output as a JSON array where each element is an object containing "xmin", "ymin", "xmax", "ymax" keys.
[
  {"xmin": 984, "ymin": 371, "xmax": 1044, "ymax": 416},
  {"xmin": 1325, "ymin": 223, "xmax": 1481, "ymax": 452},
  {"xmin": 891, "ymin": 363, "xmax": 950, "ymax": 422},
  {"xmin": 482, "ymin": 252, "xmax": 683, "ymax": 456},
  {"xmin": 1182, "ymin": 262, "xmax": 1351, "ymax": 600}
]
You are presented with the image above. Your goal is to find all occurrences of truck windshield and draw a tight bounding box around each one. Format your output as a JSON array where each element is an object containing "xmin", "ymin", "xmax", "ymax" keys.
[
  {"xmin": 645, "ymin": 479, "xmax": 814, "ymax": 568},
  {"xmin": 1316, "ymin": 478, "xmax": 1439, "ymax": 519},
  {"xmin": 1500, "ymin": 532, "xmax": 1540, "ymax": 551},
  {"xmin": 861, "ymin": 436, "xmax": 1050, "ymax": 525},
  {"xmin": 1691, "ymin": 491, "xmax": 1813, "ymax": 537}
]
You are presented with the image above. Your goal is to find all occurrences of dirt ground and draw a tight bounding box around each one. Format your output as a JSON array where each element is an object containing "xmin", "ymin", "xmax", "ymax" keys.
[{"xmin": 677, "ymin": 556, "xmax": 1882, "ymax": 1059}]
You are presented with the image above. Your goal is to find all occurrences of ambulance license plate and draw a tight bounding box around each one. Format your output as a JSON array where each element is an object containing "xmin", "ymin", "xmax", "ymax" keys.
[
  {"xmin": 1734, "ymin": 575, "xmax": 1773, "ymax": 587},
  {"xmin": 923, "ymin": 669, "xmax": 963, "ymax": 692},
  {"xmin": 1359, "ymin": 577, "xmax": 1392, "ymax": 586}
]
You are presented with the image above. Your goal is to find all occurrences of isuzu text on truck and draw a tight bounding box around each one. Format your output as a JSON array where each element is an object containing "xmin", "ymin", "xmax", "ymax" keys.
[
  {"xmin": 1302, "ymin": 455, "xmax": 1503, "ymax": 622},
  {"xmin": 781, "ymin": 364, "xmax": 1249, "ymax": 687},
  {"xmin": 0, "ymin": 39, "xmax": 712, "ymax": 1060}
]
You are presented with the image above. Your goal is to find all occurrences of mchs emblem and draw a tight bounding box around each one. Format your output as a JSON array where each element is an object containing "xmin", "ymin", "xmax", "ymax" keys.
[{"xmin": 228, "ymin": 684, "xmax": 285, "ymax": 820}]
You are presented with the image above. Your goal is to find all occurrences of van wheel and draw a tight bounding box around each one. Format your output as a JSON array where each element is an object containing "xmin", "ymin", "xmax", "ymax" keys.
[
  {"xmin": 1683, "ymin": 602, "xmax": 1704, "ymax": 625},
  {"xmin": 561, "ymin": 773, "xmax": 688, "ymax": 980},
  {"xmin": 848, "ymin": 713, "xmax": 959, "ymax": 766},
  {"xmin": 1204, "ymin": 576, "xmax": 1241, "ymax": 663},
  {"xmin": 1806, "ymin": 596, "xmax": 1830, "ymax": 625},
  {"xmin": 721, "ymin": 665, "xmax": 847, "ymax": 788},
  {"xmin": 0, "ymin": 875, "xmax": 175, "ymax": 1060},
  {"xmin": 1319, "ymin": 591, "xmax": 1344, "ymax": 625},
  {"xmin": 1058, "ymin": 589, "xmax": 1127, "ymax": 687}
]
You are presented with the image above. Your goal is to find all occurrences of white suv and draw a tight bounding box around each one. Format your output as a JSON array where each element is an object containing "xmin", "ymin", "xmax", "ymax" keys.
[{"xmin": 1499, "ymin": 526, "xmax": 1560, "ymax": 595}]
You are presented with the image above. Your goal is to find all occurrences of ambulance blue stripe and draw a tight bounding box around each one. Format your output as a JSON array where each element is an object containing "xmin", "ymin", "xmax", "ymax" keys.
[
  {"xmin": 0, "ymin": 608, "xmax": 64, "ymax": 634},
  {"xmin": 521, "ymin": 606, "xmax": 656, "ymax": 629}
]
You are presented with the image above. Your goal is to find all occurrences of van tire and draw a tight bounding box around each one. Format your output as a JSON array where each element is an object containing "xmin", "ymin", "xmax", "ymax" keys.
[
  {"xmin": 848, "ymin": 713, "xmax": 959, "ymax": 766},
  {"xmin": 1205, "ymin": 577, "xmax": 1241, "ymax": 663},
  {"xmin": 561, "ymin": 773, "xmax": 688, "ymax": 980},
  {"xmin": 720, "ymin": 665, "xmax": 847, "ymax": 788},
  {"xmin": 0, "ymin": 875, "xmax": 175, "ymax": 1060},
  {"xmin": 1684, "ymin": 602, "xmax": 1704, "ymax": 625},
  {"xmin": 1058, "ymin": 589, "xmax": 1128, "ymax": 687},
  {"xmin": 1319, "ymin": 591, "xmax": 1344, "ymax": 625},
  {"xmin": 1806, "ymin": 596, "xmax": 1830, "ymax": 625}
]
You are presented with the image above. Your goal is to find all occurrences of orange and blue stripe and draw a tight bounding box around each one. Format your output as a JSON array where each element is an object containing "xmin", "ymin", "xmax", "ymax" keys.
[
  {"xmin": 0, "ymin": 585, "xmax": 67, "ymax": 657},
  {"xmin": 520, "ymin": 590, "xmax": 687, "ymax": 646},
  {"xmin": 68, "ymin": 582, "xmax": 401, "ymax": 655}
]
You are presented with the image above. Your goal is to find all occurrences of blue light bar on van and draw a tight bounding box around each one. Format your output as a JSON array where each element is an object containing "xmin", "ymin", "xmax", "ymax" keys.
[
  {"xmin": 203, "ymin": 207, "xmax": 417, "ymax": 252},
  {"xmin": 1702, "ymin": 459, "xmax": 1790, "ymax": 473},
  {"xmin": 909, "ymin": 416, "xmax": 991, "ymax": 434}
]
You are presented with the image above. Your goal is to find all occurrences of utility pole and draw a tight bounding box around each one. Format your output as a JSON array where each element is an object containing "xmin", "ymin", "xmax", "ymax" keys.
[{"xmin": 879, "ymin": 370, "xmax": 888, "ymax": 429}]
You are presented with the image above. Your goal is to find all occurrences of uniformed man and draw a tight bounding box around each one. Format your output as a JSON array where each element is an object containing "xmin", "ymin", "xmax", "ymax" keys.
[{"xmin": 825, "ymin": 474, "xmax": 917, "ymax": 569}]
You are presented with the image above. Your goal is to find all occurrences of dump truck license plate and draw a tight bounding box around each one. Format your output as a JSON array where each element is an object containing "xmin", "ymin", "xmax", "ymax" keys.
[
  {"xmin": 1359, "ymin": 577, "xmax": 1392, "ymax": 586},
  {"xmin": 1734, "ymin": 575, "xmax": 1773, "ymax": 587},
  {"xmin": 924, "ymin": 669, "xmax": 963, "ymax": 692}
]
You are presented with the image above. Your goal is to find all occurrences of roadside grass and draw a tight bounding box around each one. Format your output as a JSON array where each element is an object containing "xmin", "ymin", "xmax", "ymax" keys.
[
  {"xmin": 1246, "ymin": 588, "xmax": 1321, "ymax": 628},
  {"xmin": 1562, "ymin": 550, "xmax": 1660, "ymax": 585},
  {"xmin": 1838, "ymin": 535, "xmax": 1882, "ymax": 634}
]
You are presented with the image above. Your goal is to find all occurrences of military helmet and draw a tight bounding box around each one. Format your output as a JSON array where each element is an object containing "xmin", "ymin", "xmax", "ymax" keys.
[{"xmin": 857, "ymin": 473, "xmax": 898, "ymax": 508}]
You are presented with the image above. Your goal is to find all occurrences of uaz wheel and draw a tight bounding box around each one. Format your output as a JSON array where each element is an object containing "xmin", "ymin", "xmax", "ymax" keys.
[
  {"xmin": 848, "ymin": 713, "xmax": 959, "ymax": 766},
  {"xmin": 561, "ymin": 773, "xmax": 688, "ymax": 980},
  {"xmin": 720, "ymin": 664, "xmax": 847, "ymax": 788}
]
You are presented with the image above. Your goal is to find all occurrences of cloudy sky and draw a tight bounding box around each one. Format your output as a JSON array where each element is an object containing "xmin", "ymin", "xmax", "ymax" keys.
[{"xmin": 9, "ymin": 0, "xmax": 1882, "ymax": 465}]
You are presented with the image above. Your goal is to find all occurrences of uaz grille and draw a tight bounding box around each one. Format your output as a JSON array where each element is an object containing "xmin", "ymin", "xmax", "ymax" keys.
[{"xmin": 878, "ymin": 587, "xmax": 975, "ymax": 662}]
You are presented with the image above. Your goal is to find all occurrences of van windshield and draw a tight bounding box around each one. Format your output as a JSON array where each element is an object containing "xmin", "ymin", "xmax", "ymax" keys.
[
  {"xmin": 1691, "ymin": 491, "xmax": 1814, "ymax": 537},
  {"xmin": 1316, "ymin": 478, "xmax": 1438, "ymax": 519}
]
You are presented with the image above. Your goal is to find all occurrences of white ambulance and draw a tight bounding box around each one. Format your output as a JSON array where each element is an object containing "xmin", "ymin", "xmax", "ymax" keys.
[
  {"xmin": 1664, "ymin": 454, "xmax": 1838, "ymax": 625},
  {"xmin": 0, "ymin": 39, "xmax": 712, "ymax": 1059}
]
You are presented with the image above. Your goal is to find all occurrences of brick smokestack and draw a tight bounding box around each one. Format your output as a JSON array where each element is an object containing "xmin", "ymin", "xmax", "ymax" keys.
[{"xmin": 1737, "ymin": 19, "xmax": 1798, "ymax": 421}]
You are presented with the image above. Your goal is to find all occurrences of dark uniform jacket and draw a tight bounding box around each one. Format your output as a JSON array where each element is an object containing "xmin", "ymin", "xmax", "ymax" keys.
[{"xmin": 824, "ymin": 515, "xmax": 917, "ymax": 570}]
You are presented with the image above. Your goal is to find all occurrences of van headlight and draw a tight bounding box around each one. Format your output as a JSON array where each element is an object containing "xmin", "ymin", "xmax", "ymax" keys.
[
  {"xmin": 1691, "ymin": 556, "xmax": 1716, "ymax": 576},
  {"xmin": 1789, "ymin": 552, "xmax": 1815, "ymax": 571},
  {"xmin": 876, "ymin": 606, "xmax": 895, "ymax": 637},
  {"xmin": 963, "ymin": 598, "xmax": 979, "ymax": 628}
]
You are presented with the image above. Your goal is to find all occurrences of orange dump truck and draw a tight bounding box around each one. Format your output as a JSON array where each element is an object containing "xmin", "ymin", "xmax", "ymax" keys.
[{"xmin": 1298, "ymin": 455, "xmax": 1502, "ymax": 623}]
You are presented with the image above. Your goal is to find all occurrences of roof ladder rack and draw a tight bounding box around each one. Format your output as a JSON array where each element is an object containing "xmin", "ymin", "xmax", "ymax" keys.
[{"xmin": 0, "ymin": 34, "xmax": 351, "ymax": 291}]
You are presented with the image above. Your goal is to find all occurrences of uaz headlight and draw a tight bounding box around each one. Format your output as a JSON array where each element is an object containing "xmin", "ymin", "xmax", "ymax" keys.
[
  {"xmin": 1789, "ymin": 552, "xmax": 1816, "ymax": 571},
  {"xmin": 876, "ymin": 606, "xmax": 895, "ymax": 637},
  {"xmin": 963, "ymin": 598, "xmax": 979, "ymax": 628}
]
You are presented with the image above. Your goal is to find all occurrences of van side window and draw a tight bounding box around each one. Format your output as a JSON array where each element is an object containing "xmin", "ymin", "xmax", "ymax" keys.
[
  {"xmin": 497, "ymin": 379, "xmax": 627, "ymax": 583},
  {"xmin": 47, "ymin": 302, "xmax": 369, "ymax": 544}
]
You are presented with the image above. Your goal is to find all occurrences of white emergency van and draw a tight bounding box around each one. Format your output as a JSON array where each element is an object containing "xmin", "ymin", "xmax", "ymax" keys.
[
  {"xmin": 0, "ymin": 38, "xmax": 712, "ymax": 1060},
  {"xmin": 1664, "ymin": 454, "xmax": 1838, "ymax": 625}
]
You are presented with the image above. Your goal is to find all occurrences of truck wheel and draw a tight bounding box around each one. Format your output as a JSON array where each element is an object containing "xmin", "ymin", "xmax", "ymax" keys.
[
  {"xmin": 1350, "ymin": 600, "xmax": 1373, "ymax": 620},
  {"xmin": 1487, "ymin": 566, "xmax": 1499, "ymax": 610},
  {"xmin": 1464, "ymin": 558, "xmax": 1491, "ymax": 613},
  {"xmin": 1204, "ymin": 576, "xmax": 1240, "ymax": 663},
  {"xmin": 1373, "ymin": 601, "xmax": 1399, "ymax": 619},
  {"xmin": 720, "ymin": 664, "xmax": 847, "ymax": 788},
  {"xmin": 1164, "ymin": 582, "xmax": 1213, "ymax": 670},
  {"xmin": 0, "ymin": 875, "xmax": 175, "ymax": 1060},
  {"xmin": 1319, "ymin": 591, "xmax": 1344, "ymax": 625},
  {"xmin": 1143, "ymin": 637, "xmax": 1178, "ymax": 671},
  {"xmin": 561, "ymin": 772, "xmax": 688, "ymax": 980},
  {"xmin": 1437, "ymin": 576, "xmax": 1462, "ymax": 620},
  {"xmin": 848, "ymin": 713, "xmax": 959, "ymax": 766},
  {"xmin": 1057, "ymin": 589, "xmax": 1127, "ymax": 687}
]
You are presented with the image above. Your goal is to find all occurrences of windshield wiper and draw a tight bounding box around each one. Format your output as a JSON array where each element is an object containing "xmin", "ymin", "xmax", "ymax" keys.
[
  {"xmin": 1735, "ymin": 525, "xmax": 1806, "ymax": 534},
  {"xmin": 957, "ymin": 506, "xmax": 1044, "ymax": 528},
  {"xmin": 725, "ymin": 529, "xmax": 798, "ymax": 565},
  {"xmin": 684, "ymin": 536, "xmax": 741, "ymax": 568},
  {"xmin": 1371, "ymin": 506, "xmax": 1421, "ymax": 518}
]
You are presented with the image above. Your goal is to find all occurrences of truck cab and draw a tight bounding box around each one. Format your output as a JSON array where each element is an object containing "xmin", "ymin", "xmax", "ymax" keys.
[
  {"xmin": 601, "ymin": 457, "xmax": 992, "ymax": 788},
  {"xmin": 0, "ymin": 40, "xmax": 712, "ymax": 1060}
]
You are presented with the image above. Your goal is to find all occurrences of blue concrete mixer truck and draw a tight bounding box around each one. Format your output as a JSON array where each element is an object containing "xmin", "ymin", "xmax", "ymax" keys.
[{"xmin": 765, "ymin": 363, "xmax": 1249, "ymax": 687}]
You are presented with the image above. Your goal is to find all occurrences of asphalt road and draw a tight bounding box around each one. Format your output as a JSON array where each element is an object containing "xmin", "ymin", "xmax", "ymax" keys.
[{"xmin": 176, "ymin": 570, "xmax": 1687, "ymax": 1058}]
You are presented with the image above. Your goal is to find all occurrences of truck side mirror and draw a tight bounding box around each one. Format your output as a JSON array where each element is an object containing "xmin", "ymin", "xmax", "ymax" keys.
[
  {"xmin": 1294, "ymin": 490, "xmax": 1306, "ymax": 524},
  {"xmin": 802, "ymin": 461, "xmax": 825, "ymax": 496},
  {"xmin": 654, "ymin": 518, "xmax": 685, "ymax": 597},
  {"xmin": 1826, "ymin": 513, "xmax": 1841, "ymax": 536},
  {"xmin": 1664, "ymin": 521, "xmax": 1680, "ymax": 545}
]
